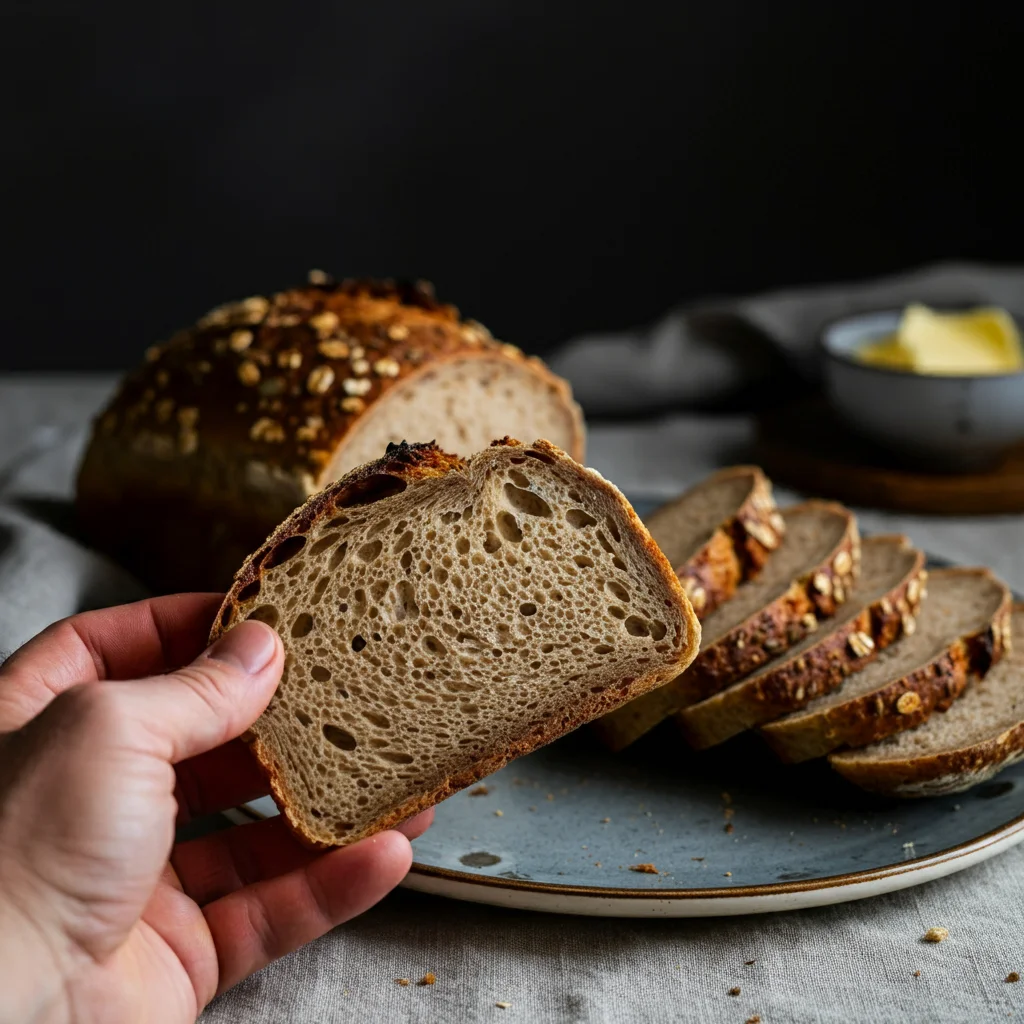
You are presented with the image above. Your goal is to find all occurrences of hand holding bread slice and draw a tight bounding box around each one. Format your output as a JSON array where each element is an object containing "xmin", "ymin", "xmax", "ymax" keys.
[{"xmin": 211, "ymin": 438, "xmax": 700, "ymax": 848}]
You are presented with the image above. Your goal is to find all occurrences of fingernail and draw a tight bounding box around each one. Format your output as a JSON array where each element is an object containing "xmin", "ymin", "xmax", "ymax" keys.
[{"xmin": 206, "ymin": 621, "xmax": 279, "ymax": 674}]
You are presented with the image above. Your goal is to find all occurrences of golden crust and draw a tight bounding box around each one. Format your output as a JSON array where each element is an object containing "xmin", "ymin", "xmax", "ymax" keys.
[
  {"xmin": 676, "ymin": 537, "xmax": 926, "ymax": 749},
  {"xmin": 76, "ymin": 278, "xmax": 585, "ymax": 592},
  {"xmin": 761, "ymin": 569, "xmax": 1012, "ymax": 763},
  {"xmin": 591, "ymin": 500, "xmax": 859, "ymax": 752},
  {"xmin": 209, "ymin": 437, "xmax": 700, "ymax": 849}
]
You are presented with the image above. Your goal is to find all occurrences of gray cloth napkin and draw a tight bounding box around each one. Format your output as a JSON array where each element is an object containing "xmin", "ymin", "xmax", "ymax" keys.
[{"xmin": 548, "ymin": 261, "xmax": 1024, "ymax": 416}]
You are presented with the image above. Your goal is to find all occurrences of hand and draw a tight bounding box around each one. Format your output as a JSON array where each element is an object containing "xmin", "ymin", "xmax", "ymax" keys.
[{"xmin": 0, "ymin": 595, "xmax": 432, "ymax": 1023}]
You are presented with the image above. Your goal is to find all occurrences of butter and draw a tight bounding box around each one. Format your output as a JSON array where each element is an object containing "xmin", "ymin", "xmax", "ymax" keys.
[{"xmin": 857, "ymin": 304, "xmax": 1024, "ymax": 375}]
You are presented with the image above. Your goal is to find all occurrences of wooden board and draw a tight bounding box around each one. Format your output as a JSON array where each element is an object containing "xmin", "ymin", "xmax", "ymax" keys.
[{"xmin": 756, "ymin": 400, "xmax": 1024, "ymax": 515}]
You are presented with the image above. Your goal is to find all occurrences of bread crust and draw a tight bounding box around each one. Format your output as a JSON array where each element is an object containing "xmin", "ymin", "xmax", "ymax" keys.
[
  {"xmin": 591, "ymin": 500, "xmax": 859, "ymax": 752},
  {"xmin": 77, "ymin": 278, "xmax": 585, "ymax": 593},
  {"xmin": 829, "ymin": 602, "xmax": 1024, "ymax": 797},
  {"xmin": 761, "ymin": 569, "xmax": 1012, "ymax": 763},
  {"xmin": 209, "ymin": 437, "xmax": 701, "ymax": 849},
  {"xmin": 676, "ymin": 537, "xmax": 926, "ymax": 749},
  {"xmin": 652, "ymin": 466, "xmax": 783, "ymax": 620}
]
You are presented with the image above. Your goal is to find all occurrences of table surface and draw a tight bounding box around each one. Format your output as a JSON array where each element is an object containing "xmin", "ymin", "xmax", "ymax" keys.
[{"xmin": 3, "ymin": 376, "xmax": 1024, "ymax": 1024}]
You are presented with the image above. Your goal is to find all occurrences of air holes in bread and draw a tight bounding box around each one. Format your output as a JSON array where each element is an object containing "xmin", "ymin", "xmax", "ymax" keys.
[
  {"xmin": 237, "ymin": 579, "xmax": 261, "ymax": 602},
  {"xmin": 484, "ymin": 532, "xmax": 502, "ymax": 553},
  {"xmin": 566, "ymin": 509, "xmax": 597, "ymax": 529},
  {"xmin": 574, "ymin": 555, "xmax": 594, "ymax": 568},
  {"xmin": 327, "ymin": 542, "xmax": 349, "ymax": 571},
  {"xmin": 395, "ymin": 531, "xmax": 413, "ymax": 552},
  {"xmin": 291, "ymin": 613, "xmax": 314, "ymax": 638},
  {"xmin": 352, "ymin": 635, "xmax": 366, "ymax": 652},
  {"xmin": 613, "ymin": 556, "xmax": 627, "ymax": 571},
  {"xmin": 362, "ymin": 711, "xmax": 391, "ymax": 729},
  {"xmin": 323, "ymin": 723, "xmax": 358, "ymax": 750},
  {"xmin": 524, "ymin": 448, "xmax": 555, "ymax": 464},
  {"xmin": 508, "ymin": 469, "xmax": 531, "ymax": 488},
  {"xmin": 266, "ymin": 535, "xmax": 306, "ymax": 569},
  {"xmin": 624, "ymin": 616, "xmax": 650, "ymax": 637},
  {"xmin": 423, "ymin": 635, "xmax": 446, "ymax": 655},
  {"xmin": 295, "ymin": 709, "xmax": 313, "ymax": 727},
  {"xmin": 358, "ymin": 540, "xmax": 383, "ymax": 562},
  {"xmin": 595, "ymin": 530, "xmax": 614, "ymax": 554},
  {"xmin": 606, "ymin": 517, "xmax": 621, "ymax": 542},
  {"xmin": 520, "ymin": 603, "xmax": 537, "ymax": 616},
  {"xmin": 595, "ymin": 644, "xmax": 613, "ymax": 654},
  {"xmin": 309, "ymin": 533, "xmax": 341, "ymax": 557},
  {"xmin": 606, "ymin": 581, "xmax": 630, "ymax": 603},
  {"xmin": 312, "ymin": 576, "xmax": 330, "ymax": 604},
  {"xmin": 311, "ymin": 665, "xmax": 331, "ymax": 681},
  {"xmin": 335, "ymin": 474, "xmax": 407, "ymax": 508},
  {"xmin": 504, "ymin": 484, "xmax": 552, "ymax": 518},
  {"xmin": 456, "ymin": 537, "xmax": 470, "ymax": 555},
  {"xmin": 393, "ymin": 580, "xmax": 419, "ymax": 621},
  {"xmin": 378, "ymin": 750, "xmax": 414, "ymax": 765},
  {"xmin": 497, "ymin": 512, "xmax": 523, "ymax": 543},
  {"xmin": 248, "ymin": 604, "xmax": 280, "ymax": 628},
  {"xmin": 220, "ymin": 604, "xmax": 234, "ymax": 629},
  {"xmin": 649, "ymin": 620, "xmax": 668, "ymax": 641}
]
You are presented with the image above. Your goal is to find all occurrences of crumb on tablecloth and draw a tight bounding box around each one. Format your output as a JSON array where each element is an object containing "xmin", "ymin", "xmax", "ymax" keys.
[
  {"xmin": 923, "ymin": 927, "xmax": 949, "ymax": 943},
  {"xmin": 418, "ymin": 973, "xmax": 436, "ymax": 986},
  {"xmin": 469, "ymin": 785, "xmax": 490, "ymax": 796},
  {"xmin": 496, "ymin": 1002, "xmax": 512, "ymax": 1009},
  {"xmin": 396, "ymin": 978, "xmax": 410, "ymax": 986},
  {"xmin": 1007, "ymin": 972, "xmax": 1020, "ymax": 983},
  {"xmin": 630, "ymin": 863, "xmax": 659, "ymax": 874},
  {"xmin": 728, "ymin": 986, "xmax": 741, "ymax": 996}
]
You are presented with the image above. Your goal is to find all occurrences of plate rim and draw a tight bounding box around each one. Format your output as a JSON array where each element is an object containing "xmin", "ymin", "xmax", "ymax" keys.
[{"xmin": 404, "ymin": 808, "xmax": 1024, "ymax": 901}]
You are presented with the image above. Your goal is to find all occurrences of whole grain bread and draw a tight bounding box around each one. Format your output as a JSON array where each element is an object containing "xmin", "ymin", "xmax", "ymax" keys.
[
  {"xmin": 829, "ymin": 605, "xmax": 1023, "ymax": 797},
  {"xmin": 591, "ymin": 501, "xmax": 859, "ymax": 751},
  {"xmin": 761, "ymin": 568, "xmax": 1012, "ymax": 763},
  {"xmin": 645, "ymin": 466, "xmax": 783, "ymax": 620},
  {"xmin": 676, "ymin": 535, "xmax": 926, "ymax": 749},
  {"xmin": 210, "ymin": 437, "xmax": 700, "ymax": 848},
  {"xmin": 77, "ymin": 277, "xmax": 585, "ymax": 593}
]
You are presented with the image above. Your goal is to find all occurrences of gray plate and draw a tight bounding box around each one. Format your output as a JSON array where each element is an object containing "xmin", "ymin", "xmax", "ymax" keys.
[{"xmin": 239, "ymin": 505, "xmax": 1024, "ymax": 916}]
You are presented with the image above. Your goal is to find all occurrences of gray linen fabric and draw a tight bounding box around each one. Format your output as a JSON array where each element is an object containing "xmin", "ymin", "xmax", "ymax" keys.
[
  {"xmin": 548, "ymin": 261, "xmax": 1024, "ymax": 415},
  {"xmin": 2, "ymin": 267, "xmax": 1023, "ymax": 1023}
]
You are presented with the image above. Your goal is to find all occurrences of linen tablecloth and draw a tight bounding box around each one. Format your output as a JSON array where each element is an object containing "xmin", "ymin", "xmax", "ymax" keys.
[{"xmin": 2, "ymin": 375, "xmax": 1024, "ymax": 1023}]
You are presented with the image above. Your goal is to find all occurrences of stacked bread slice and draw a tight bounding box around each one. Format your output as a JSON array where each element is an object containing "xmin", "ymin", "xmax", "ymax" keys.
[{"xmin": 596, "ymin": 465, "xmax": 1017, "ymax": 797}]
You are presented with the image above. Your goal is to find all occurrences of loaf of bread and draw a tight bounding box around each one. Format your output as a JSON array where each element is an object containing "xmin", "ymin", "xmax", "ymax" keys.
[
  {"xmin": 77, "ymin": 277, "xmax": 585, "ymax": 592},
  {"xmin": 211, "ymin": 438, "xmax": 700, "ymax": 848}
]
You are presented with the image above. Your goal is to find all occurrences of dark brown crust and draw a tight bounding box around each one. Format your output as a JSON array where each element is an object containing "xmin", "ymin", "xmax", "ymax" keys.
[
  {"xmin": 591, "ymin": 500, "xmax": 859, "ymax": 752},
  {"xmin": 76, "ymin": 277, "xmax": 585, "ymax": 593},
  {"xmin": 676, "ymin": 537, "xmax": 927, "ymax": 749},
  {"xmin": 652, "ymin": 466, "xmax": 782, "ymax": 620},
  {"xmin": 829, "ymin": 603, "xmax": 1024, "ymax": 797},
  {"xmin": 209, "ymin": 437, "xmax": 700, "ymax": 849},
  {"xmin": 760, "ymin": 569, "xmax": 1013, "ymax": 764}
]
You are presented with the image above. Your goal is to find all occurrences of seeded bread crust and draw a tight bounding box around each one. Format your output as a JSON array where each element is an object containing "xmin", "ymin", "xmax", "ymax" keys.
[
  {"xmin": 829, "ymin": 603, "xmax": 1024, "ymax": 797},
  {"xmin": 591, "ymin": 501, "xmax": 859, "ymax": 752},
  {"xmin": 77, "ymin": 277, "xmax": 585, "ymax": 593},
  {"xmin": 210, "ymin": 437, "xmax": 700, "ymax": 849},
  {"xmin": 676, "ymin": 537, "xmax": 927, "ymax": 749},
  {"xmin": 761, "ymin": 569, "xmax": 1012, "ymax": 764},
  {"xmin": 650, "ymin": 466, "xmax": 784, "ymax": 620}
]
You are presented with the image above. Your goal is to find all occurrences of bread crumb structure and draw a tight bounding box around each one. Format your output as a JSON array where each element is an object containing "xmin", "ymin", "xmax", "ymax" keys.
[{"xmin": 212, "ymin": 438, "xmax": 699, "ymax": 847}]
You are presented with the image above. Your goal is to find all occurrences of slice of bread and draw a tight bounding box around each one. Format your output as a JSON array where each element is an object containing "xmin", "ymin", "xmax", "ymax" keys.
[
  {"xmin": 645, "ymin": 466, "xmax": 783, "ymax": 620},
  {"xmin": 830, "ymin": 605, "xmax": 1023, "ymax": 797},
  {"xmin": 592, "ymin": 501, "xmax": 859, "ymax": 751},
  {"xmin": 761, "ymin": 568, "xmax": 1012, "ymax": 763},
  {"xmin": 676, "ymin": 535, "xmax": 926, "ymax": 749},
  {"xmin": 210, "ymin": 438, "xmax": 701, "ymax": 847}
]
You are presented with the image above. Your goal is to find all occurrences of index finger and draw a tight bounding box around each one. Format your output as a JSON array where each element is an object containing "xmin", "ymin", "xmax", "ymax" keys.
[{"xmin": 0, "ymin": 593, "xmax": 224, "ymax": 730}]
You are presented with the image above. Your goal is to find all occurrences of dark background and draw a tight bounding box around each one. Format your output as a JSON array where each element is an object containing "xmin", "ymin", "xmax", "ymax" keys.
[{"xmin": 2, "ymin": 2, "xmax": 1021, "ymax": 371}]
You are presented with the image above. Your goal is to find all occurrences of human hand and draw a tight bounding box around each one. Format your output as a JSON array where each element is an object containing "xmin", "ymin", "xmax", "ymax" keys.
[{"xmin": 0, "ymin": 594, "xmax": 432, "ymax": 1023}]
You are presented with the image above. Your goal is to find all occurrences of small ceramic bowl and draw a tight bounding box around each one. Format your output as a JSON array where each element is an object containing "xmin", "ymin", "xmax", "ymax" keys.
[{"xmin": 821, "ymin": 309, "xmax": 1024, "ymax": 470}]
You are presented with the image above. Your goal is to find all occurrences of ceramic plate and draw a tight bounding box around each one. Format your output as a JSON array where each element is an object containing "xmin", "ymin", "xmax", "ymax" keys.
[{"xmin": 233, "ymin": 510, "xmax": 1024, "ymax": 917}]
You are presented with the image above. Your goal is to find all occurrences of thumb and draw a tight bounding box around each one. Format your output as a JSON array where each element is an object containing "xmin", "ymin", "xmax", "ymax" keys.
[{"xmin": 109, "ymin": 620, "xmax": 283, "ymax": 764}]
